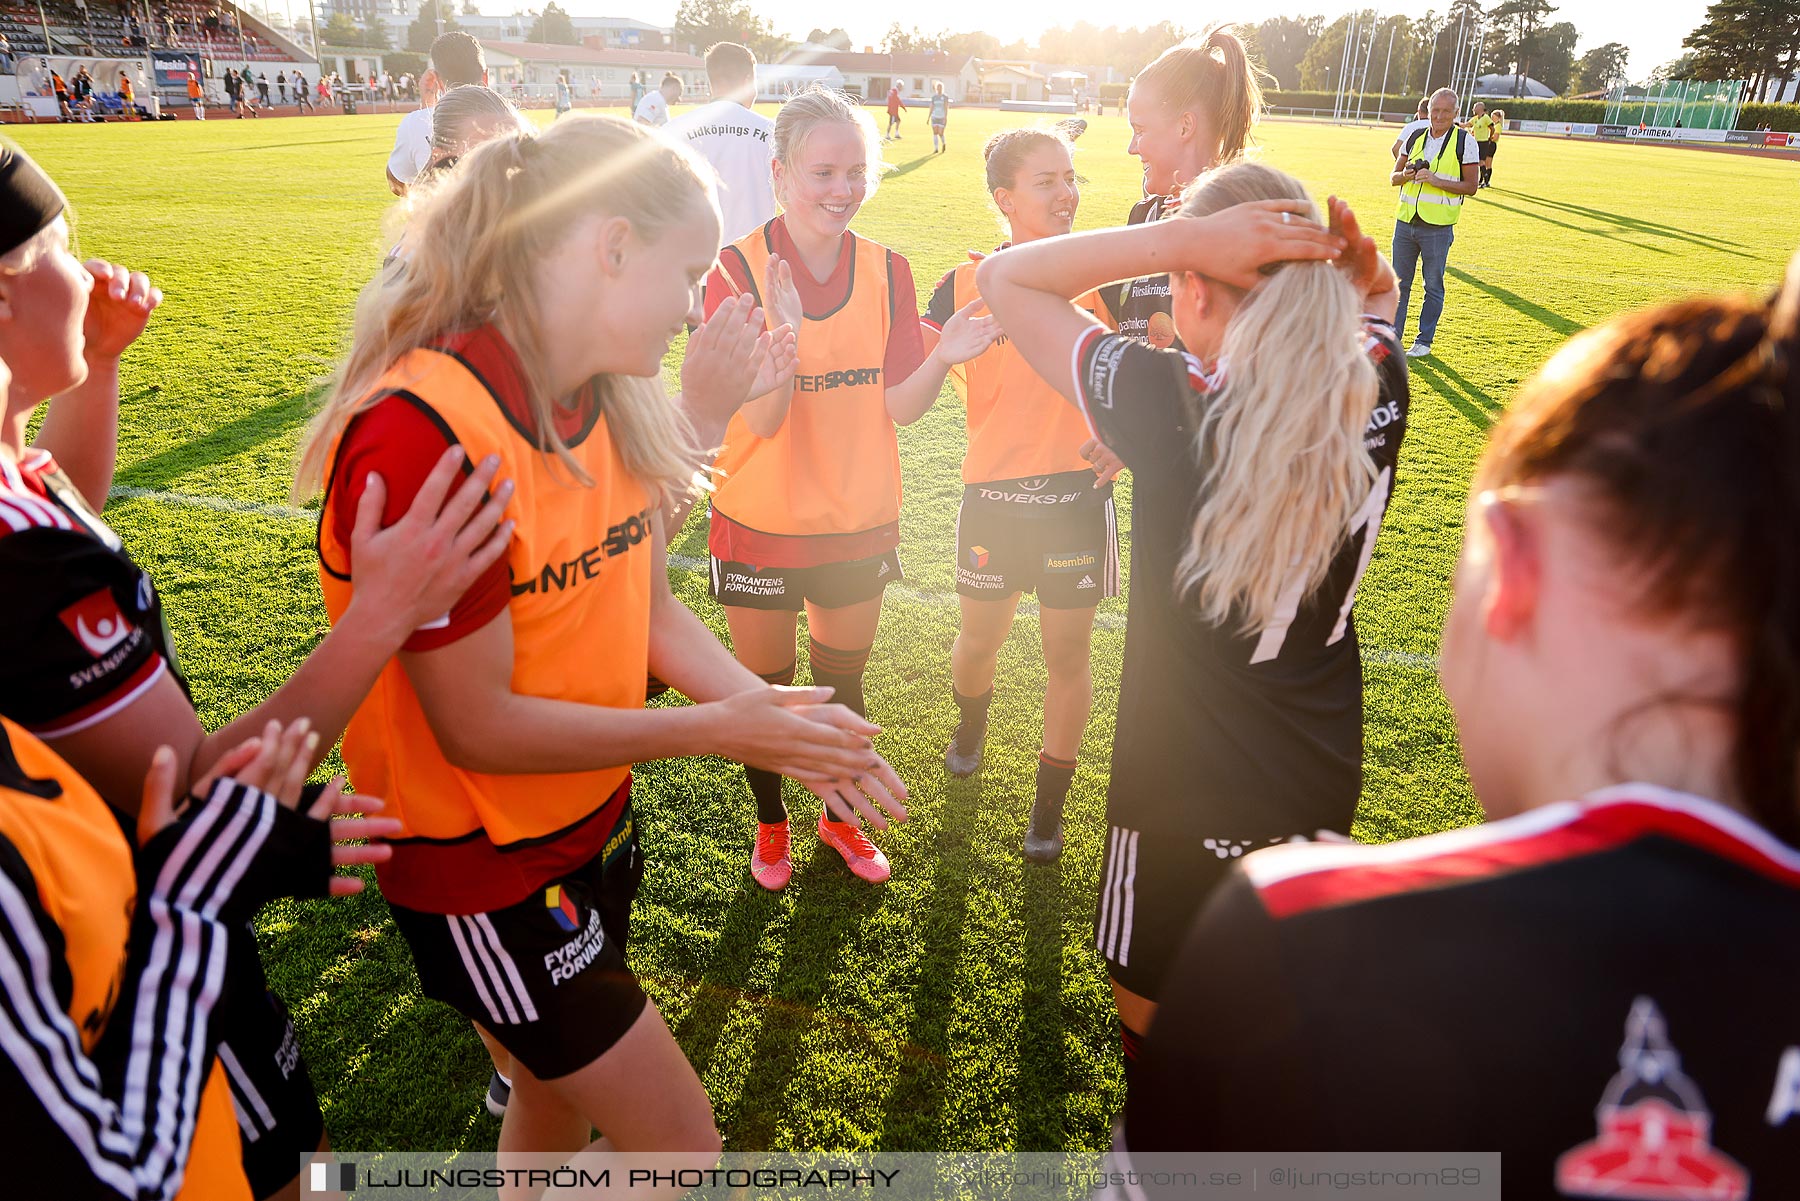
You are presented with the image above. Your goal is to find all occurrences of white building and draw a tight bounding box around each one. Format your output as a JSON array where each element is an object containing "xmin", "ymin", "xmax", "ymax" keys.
[
  {"xmin": 778, "ymin": 48, "xmax": 978, "ymax": 103},
  {"xmin": 480, "ymin": 39, "xmax": 702, "ymax": 100}
]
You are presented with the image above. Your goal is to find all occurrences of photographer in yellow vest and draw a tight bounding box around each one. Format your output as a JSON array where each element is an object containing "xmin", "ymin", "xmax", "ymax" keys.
[{"xmin": 1390, "ymin": 87, "xmax": 1480, "ymax": 359}]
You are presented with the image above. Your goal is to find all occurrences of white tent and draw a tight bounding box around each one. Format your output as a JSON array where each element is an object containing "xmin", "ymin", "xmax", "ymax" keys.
[
  {"xmin": 755, "ymin": 64, "xmax": 845, "ymax": 101},
  {"xmin": 1472, "ymin": 73, "xmax": 1555, "ymax": 99}
]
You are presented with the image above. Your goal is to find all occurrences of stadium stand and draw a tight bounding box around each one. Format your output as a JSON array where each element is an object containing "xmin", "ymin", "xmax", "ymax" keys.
[{"xmin": 2, "ymin": 0, "xmax": 303, "ymax": 63}]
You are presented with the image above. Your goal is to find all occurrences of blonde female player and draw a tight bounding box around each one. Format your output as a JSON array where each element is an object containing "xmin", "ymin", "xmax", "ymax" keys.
[
  {"xmin": 297, "ymin": 114, "xmax": 906, "ymax": 1175},
  {"xmin": 702, "ymin": 86, "xmax": 995, "ymax": 890},
  {"xmin": 1114, "ymin": 25, "xmax": 1263, "ymax": 347},
  {"xmin": 980, "ymin": 168, "xmax": 1407, "ymax": 1090},
  {"xmin": 927, "ymin": 126, "xmax": 1122, "ymax": 863},
  {"xmin": 0, "ymin": 140, "xmax": 510, "ymax": 1201}
]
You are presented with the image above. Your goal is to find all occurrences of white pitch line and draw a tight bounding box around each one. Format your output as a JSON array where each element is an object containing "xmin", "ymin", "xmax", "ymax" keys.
[{"xmin": 107, "ymin": 485, "xmax": 1442, "ymax": 669}]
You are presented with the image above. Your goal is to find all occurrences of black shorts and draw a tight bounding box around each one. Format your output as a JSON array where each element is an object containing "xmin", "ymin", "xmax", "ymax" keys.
[
  {"xmin": 1480, "ymin": 139, "xmax": 1497, "ymax": 157},
  {"xmin": 387, "ymin": 804, "xmax": 648, "ymax": 1081},
  {"xmin": 955, "ymin": 472, "xmax": 1118, "ymax": 609},
  {"xmin": 1094, "ymin": 821, "xmax": 1295, "ymax": 1000},
  {"xmin": 217, "ymin": 926, "xmax": 324, "ymax": 1198},
  {"xmin": 708, "ymin": 549, "xmax": 902, "ymax": 611}
]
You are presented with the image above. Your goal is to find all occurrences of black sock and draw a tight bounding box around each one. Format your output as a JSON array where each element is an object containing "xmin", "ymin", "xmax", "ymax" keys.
[
  {"xmin": 953, "ymin": 686, "xmax": 993, "ymax": 742},
  {"xmin": 1120, "ymin": 1023, "xmax": 1146, "ymax": 1094},
  {"xmin": 808, "ymin": 638, "xmax": 870, "ymax": 719},
  {"xmin": 747, "ymin": 766, "xmax": 787, "ymax": 825},
  {"xmin": 1036, "ymin": 752, "xmax": 1077, "ymax": 808},
  {"xmin": 747, "ymin": 662, "xmax": 796, "ymax": 825}
]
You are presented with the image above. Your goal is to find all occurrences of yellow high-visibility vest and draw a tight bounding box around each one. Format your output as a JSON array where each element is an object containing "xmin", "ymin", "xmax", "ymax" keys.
[{"xmin": 1395, "ymin": 127, "xmax": 1468, "ymax": 226}]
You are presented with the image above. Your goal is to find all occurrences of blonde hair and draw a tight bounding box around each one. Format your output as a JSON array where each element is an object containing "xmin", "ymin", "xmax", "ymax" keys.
[
  {"xmin": 296, "ymin": 115, "xmax": 710, "ymax": 505},
  {"xmin": 1173, "ymin": 162, "xmax": 1379, "ymax": 633},
  {"xmin": 1133, "ymin": 24, "xmax": 1263, "ymax": 167},
  {"xmin": 771, "ymin": 86, "xmax": 887, "ymax": 207}
]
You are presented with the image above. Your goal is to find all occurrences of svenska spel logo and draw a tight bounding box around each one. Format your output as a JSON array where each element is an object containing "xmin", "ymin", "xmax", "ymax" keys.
[
  {"xmin": 308, "ymin": 1162, "xmax": 355, "ymax": 1193},
  {"xmin": 968, "ymin": 546, "xmax": 989, "ymax": 570},
  {"xmin": 545, "ymin": 884, "xmax": 580, "ymax": 933}
]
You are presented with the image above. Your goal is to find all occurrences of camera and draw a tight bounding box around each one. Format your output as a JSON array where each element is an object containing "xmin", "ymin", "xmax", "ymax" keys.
[{"xmin": 1407, "ymin": 158, "xmax": 1430, "ymax": 173}]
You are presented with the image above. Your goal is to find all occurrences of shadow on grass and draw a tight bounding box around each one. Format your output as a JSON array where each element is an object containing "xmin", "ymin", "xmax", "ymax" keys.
[
  {"xmin": 1501, "ymin": 189, "xmax": 1751, "ymax": 256},
  {"xmin": 1014, "ymin": 857, "xmax": 1067, "ymax": 1149},
  {"xmin": 1475, "ymin": 196, "xmax": 1671, "ymax": 257},
  {"xmin": 885, "ymin": 150, "xmax": 941, "ymax": 180},
  {"xmin": 669, "ymin": 875, "xmax": 785, "ymax": 1081},
  {"xmin": 196, "ymin": 135, "xmax": 386, "ymax": 153},
  {"xmin": 114, "ymin": 386, "xmax": 322, "ymax": 489},
  {"xmin": 1410, "ymin": 357, "xmax": 1503, "ymax": 431},
  {"xmin": 872, "ymin": 775, "xmax": 982, "ymax": 1148},
  {"xmin": 1446, "ymin": 266, "xmax": 1586, "ymax": 337},
  {"xmin": 727, "ymin": 846, "xmax": 887, "ymax": 1149}
]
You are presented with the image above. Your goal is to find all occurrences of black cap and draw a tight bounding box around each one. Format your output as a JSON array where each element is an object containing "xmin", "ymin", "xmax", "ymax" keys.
[{"xmin": 0, "ymin": 143, "xmax": 66, "ymax": 258}]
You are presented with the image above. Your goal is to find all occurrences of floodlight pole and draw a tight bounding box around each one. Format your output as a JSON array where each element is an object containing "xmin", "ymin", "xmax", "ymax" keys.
[
  {"xmin": 1354, "ymin": 14, "xmax": 1379, "ymax": 122},
  {"xmin": 1335, "ymin": 10, "xmax": 1356, "ymax": 120},
  {"xmin": 1375, "ymin": 23, "xmax": 1395, "ymax": 119},
  {"xmin": 37, "ymin": 0, "xmax": 51, "ymax": 56},
  {"xmin": 306, "ymin": 0, "xmax": 320, "ymax": 65}
]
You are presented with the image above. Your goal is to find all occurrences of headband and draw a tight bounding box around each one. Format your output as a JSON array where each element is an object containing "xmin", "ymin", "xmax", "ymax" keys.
[{"xmin": 0, "ymin": 145, "xmax": 66, "ymax": 258}]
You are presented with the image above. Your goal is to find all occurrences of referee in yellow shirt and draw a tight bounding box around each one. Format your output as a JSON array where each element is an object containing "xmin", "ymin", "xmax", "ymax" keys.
[{"xmin": 1465, "ymin": 101, "xmax": 1497, "ymax": 189}]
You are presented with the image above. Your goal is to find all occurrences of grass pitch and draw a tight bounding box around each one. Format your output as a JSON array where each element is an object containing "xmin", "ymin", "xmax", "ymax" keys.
[{"xmin": 9, "ymin": 108, "xmax": 1796, "ymax": 1152}]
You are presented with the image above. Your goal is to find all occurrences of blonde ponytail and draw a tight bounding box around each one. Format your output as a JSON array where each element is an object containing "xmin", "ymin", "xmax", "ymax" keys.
[
  {"xmin": 1135, "ymin": 24, "xmax": 1263, "ymax": 167},
  {"xmin": 295, "ymin": 114, "xmax": 711, "ymax": 506},
  {"xmin": 1173, "ymin": 163, "xmax": 1379, "ymax": 633}
]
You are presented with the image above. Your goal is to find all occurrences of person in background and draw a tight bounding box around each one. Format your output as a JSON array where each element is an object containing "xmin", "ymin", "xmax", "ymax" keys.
[
  {"xmin": 661, "ymin": 42, "xmax": 775, "ymax": 246},
  {"xmin": 930, "ymin": 128, "xmax": 1121, "ymax": 863},
  {"xmin": 117, "ymin": 68, "xmax": 134, "ymax": 118},
  {"xmin": 277, "ymin": 68, "xmax": 287, "ymax": 103},
  {"xmin": 634, "ymin": 71, "xmax": 682, "ymax": 126},
  {"xmin": 885, "ymin": 79, "xmax": 905, "ymax": 140},
  {"xmin": 293, "ymin": 70, "xmax": 312, "ymax": 112},
  {"xmin": 1389, "ymin": 94, "xmax": 1429, "ymax": 160},
  {"xmin": 630, "ymin": 69, "xmax": 645, "ymax": 110},
  {"xmin": 256, "ymin": 71, "xmax": 270, "ymax": 107},
  {"xmin": 554, "ymin": 69, "xmax": 572, "ymax": 117},
  {"xmin": 1484, "ymin": 108, "xmax": 1505, "ymax": 188},
  {"xmin": 1390, "ymin": 86, "xmax": 1479, "ymax": 358},
  {"xmin": 929, "ymin": 80, "xmax": 949, "ymax": 153},
  {"xmin": 1463, "ymin": 100, "xmax": 1495, "ymax": 190},
  {"xmin": 185, "ymin": 69, "xmax": 204, "ymax": 120},
  {"xmin": 412, "ymin": 84, "xmax": 530, "ymax": 186},
  {"xmin": 0, "ymin": 34, "xmax": 12, "ymax": 73},
  {"xmin": 388, "ymin": 30, "xmax": 488, "ymax": 196},
  {"xmin": 1114, "ymin": 249, "xmax": 1800, "ymax": 1201}
]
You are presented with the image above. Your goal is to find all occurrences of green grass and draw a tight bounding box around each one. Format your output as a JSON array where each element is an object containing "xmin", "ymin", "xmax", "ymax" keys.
[{"xmin": 9, "ymin": 109, "xmax": 1796, "ymax": 1153}]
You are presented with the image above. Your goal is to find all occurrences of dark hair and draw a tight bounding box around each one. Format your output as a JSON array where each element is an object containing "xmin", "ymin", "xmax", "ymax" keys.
[
  {"xmin": 430, "ymin": 30, "xmax": 485, "ymax": 87},
  {"xmin": 661, "ymin": 72, "xmax": 683, "ymax": 92},
  {"xmin": 982, "ymin": 126, "xmax": 1071, "ymax": 193},
  {"xmin": 705, "ymin": 41, "xmax": 755, "ymax": 92},
  {"xmin": 1133, "ymin": 24, "xmax": 1261, "ymax": 166},
  {"xmin": 1477, "ymin": 255, "xmax": 1800, "ymax": 843},
  {"xmin": 428, "ymin": 84, "xmax": 522, "ymax": 153}
]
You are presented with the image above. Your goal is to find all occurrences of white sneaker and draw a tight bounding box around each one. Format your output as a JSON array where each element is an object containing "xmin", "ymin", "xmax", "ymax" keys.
[{"xmin": 1405, "ymin": 341, "xmax": 1431, "ymax": 359}]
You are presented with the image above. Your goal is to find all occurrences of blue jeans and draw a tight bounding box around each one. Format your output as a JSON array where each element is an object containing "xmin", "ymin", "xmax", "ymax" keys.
[{"xmin": 1392, "ymin": 219, "xmax": 1455, "ymax": 347}]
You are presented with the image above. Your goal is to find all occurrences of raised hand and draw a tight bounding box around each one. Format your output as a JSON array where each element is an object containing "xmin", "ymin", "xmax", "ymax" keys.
[
  {"xmin": 680, "ymin": 292, "xmax": 769, "ymax": 425},
  {"xmin": 81, "ymin": 259, "xmax": 163, "ymax": 361},
  {"xmin": 763, "ymin": 252, "xmax": 803, "ymax": 339},
  {"xmin": 1181, "ymin": 199, "xmax": 1344, "ymax": 290},
  {"xmin": 934, "ymin": 297, "xmax": 1001, "ymax": 366},
  {"xmin": 1328, "ymin": 195, "xmax": 1399, "ymax": 305}
]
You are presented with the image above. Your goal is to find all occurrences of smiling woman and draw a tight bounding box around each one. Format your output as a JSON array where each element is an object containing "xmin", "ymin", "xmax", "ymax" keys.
[
  {"xmin": 293, "ymin": 112, "xmax": 906, "ymax": 1178},
  {"xmin": 701, "ymin": 85, "xmax": 995, "ymax": 894}
]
